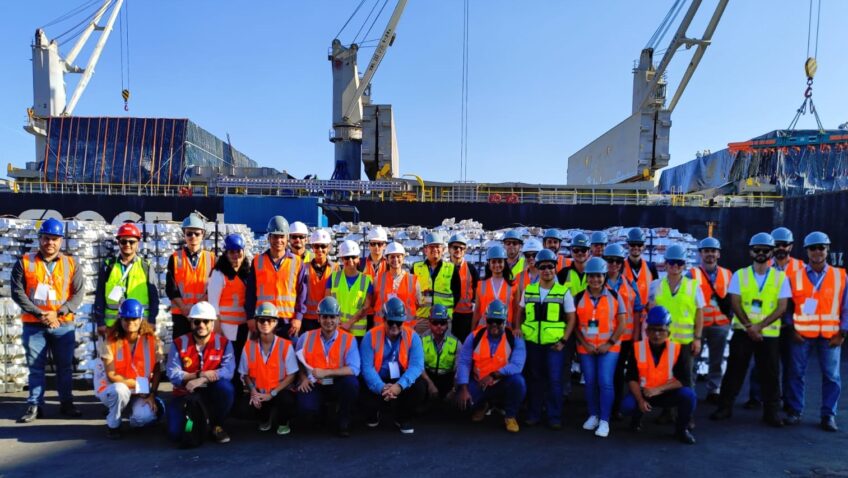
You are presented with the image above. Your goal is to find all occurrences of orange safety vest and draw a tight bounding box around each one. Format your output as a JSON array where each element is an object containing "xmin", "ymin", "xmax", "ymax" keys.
[
  {"xmin": 557, "ymin": 255, "xmax": 573, "ymax": 272},
  {"xmin": 218, "ymin": 274, "xmax": 246, "ymax": 325},
  {"xmin": 173, "ymin": 333, "xmax": 228, "ymax": 397},
  {"xmin": 476, "ymin": 278, "xmax": 516, "ymax": 327},
  {"xmin": 691, "ymin": 266, "xmax": 731, "ymax": 327},
  {"xmin": 792, "ymin": 265, "xmax": 847, "ymax": 339},
  {"xmin": 302, "ymin": 329, "xmax": 355, "ymax": 370},
  {"xmin": 101, "ymin": 335, "xmax": 157, "ymax": 393},
  {"xmin": 21, "ymin": 252, "xmax": 76, "ymax": 323},
  {"xmin": 366, "ymin": 324, "xmax": 413, "ymax": 374},
  {"xmin": 244, "ymin": 336, "xmax": 292, "ymax": 393},
  {"xmin": 170, "ymin": 249, "xmax": 213, "ymax": 315},
  {"xmin": 624, "ymin": 258, "xmax": 651, "ymax": 306},
  {"xmin": 362, "ymin": 256, "xmax": 387, "ymax": 315},
  {"xmin": 515, "ymin": 269, "xmax": 540, "ymax": 292},
  {"xmin": 771, "ymin": 257, "xmax": 805, "ymax": 276},
  {"xmin": 472, "ymin": 329, "xmax": 512, "ymax": 380},
  {"xmin": 253, "ymin": 252, "xmax": 302, "ymax": 319},
  {"xmin": 454, "ymin": 261, "xmax": 475, "ymax": 315},
  {"xmin": 575, "ymin": 289, "xmax": 621, "ymax": 354},
  {"xmin": 634, "ymin": 339, "xmax": 680, "ymax": 389},
  {"xmin": 607, "ymin": 278, "xmax": 637, "ymax": 341},
  {"xmin": 373, "ymin": 270, "xmax": 418, "ymax": 326},
  {"xmin": 304, "ymin": 261, "xmax": 336, "ymax": 320}
]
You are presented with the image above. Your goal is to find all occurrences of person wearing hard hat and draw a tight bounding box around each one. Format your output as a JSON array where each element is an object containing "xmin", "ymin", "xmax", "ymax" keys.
[
  {"xmin": 239, "ymin": 303, "xmax": 299, "ymax": 436},
  {"xmin": 360, "ymin": 226, "xmax": 389, "ymax": 280},
  {"xmin": 623, "ymin": 228, "xmax": 659, "ymax": 311},
  {"xmin": 207, "ymin": 234, "xmax": 251, "ymax": 376},
  {"xmin": 413, "ymin": 231, "xmax": 461, "ymax": 323},
  {"xmin": 502, "ymin": 230, "xmax": 525, "ymax": 279},
  {"xmin": 166, "ymin": 301, "xmax": 236, "ymax": 444},
  {"xmin": 542, "ymin": 228, "xmax": 572, "ymax": 272},
  {"xmin": 620, "ymin": 306, "xmax": 697, "ymax": 445},
  {"xmin": 784, "ymin": 231, "xmax": 848, "ymax": 431},
  {"xmin": 574, "ymin": 257, "xmax": 626, "ymax": 438},
  {"xmin": 92, "ymin": 222, "xmax": 159, "ymax": 336},
  {"xmin": 360, "ymin": 297, "xmax": 426, "ymax": 434},
  {"xmin": 302, "ymin": 229, "xmax": 337, "ymax": 333},
  {"xmin": 516, "ymin": 249, "xmax": 576, "ymax": 429},
  {"xmin": 589, "ymin": 231, "xmax": 608, "ymax": 258},
  {"xmin": 515, "ymin": 238, "xmax": 543, "ymax": 292},
  {"xmin": 448, "ymin": 233, "xmax": 479, "ymax": 341},
  {"xmin": 288, "ymin": 221, "xmax": 313, "ymax": 263},
  {"xmin": 245, "ymin": 215, "xmax": 307, "ymax": 339},
  {"xmin": 686, "ymin": 237, "xmax": 732, "ymax": 405},
  {"xmin": 328, "ymin": 240, "xmax": 373, "ymax": 339},
  {"xmin": 295, "ymin": 296, "xmax": 361, "ymax": 437},
  {"xmin": 557, "ymin": 233, "xmax": 591, "ymax": 296},
  {"xmin": 167, "ymin": 214, "xmax": 214, "ymax": 339},
  {"xmin": 456, "ymin": 300, "xmax": 527, "ymax": 433},
  {"xmin": 373, "ymin": 242, "xmax": 421, "ymax": 330},
  {"xmin": 95, "ymin": 299, "xmax": 164, "ymax": 439},
  {"xmin": 710, "ymin": 233, "xmax": 789, "ymax": 427},
  {"xmin": 12, "ymin": 218, "xmax": 85, "ymax": 423},
  {"xmin": 475, "ymin": 245, "xmax": 519, "ymax": 329},
  {"xmin": 421, "ymin": 304, "xmax": 461, "ymax": 402}
]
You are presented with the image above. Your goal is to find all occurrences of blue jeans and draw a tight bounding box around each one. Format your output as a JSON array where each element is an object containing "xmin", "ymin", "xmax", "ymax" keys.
[
  {"xmin": 785, "ymin": 337, "xmax": 842, "ymax": 418},
  {"xmin": 621, "ymin": 387, "xmax": 696, "ymax": 434},
  {"xmin": 579, "ymin": 352, "xmax": 619, "ymax": 421},
  {"xmin": 297, "ymin": 375, "xmax": 360, "ymax": 429},
  {"xmin": 525, "ymin": 341, "xmax": 565, "ymax": 424},
  {"xmin": 167, "ymin": 380, "xmax": 235, "ymax": 442},
  {"xmin": 22, "ymin": 323, "xmax": 76, "ymax": 406},
  {"xmin": 467, "ymin": 374, "xmax": 526, "ymax": 418}
]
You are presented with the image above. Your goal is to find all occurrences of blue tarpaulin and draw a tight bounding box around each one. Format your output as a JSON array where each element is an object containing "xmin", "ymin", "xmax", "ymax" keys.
[{"xmin": 657, "ymin": 149, "xmax": 735, "ymax": 193}]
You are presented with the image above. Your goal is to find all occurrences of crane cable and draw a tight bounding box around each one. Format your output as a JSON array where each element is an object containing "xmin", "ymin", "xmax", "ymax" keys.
[
  {"xmin": 788, "ymin": 0, "xmax": 824, "ymax": 132},
  {"xmin": 459, "ymin": 0, "xmax": 470, "ymax": 182},
  {"xmin": 119, "ymin": 0, "xmax": 131, "ymax": 111}
]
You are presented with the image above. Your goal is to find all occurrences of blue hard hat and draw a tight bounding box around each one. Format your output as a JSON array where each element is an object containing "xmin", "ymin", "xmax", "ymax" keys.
[
  {"xmin": 267, "ymin": 215, "xmax": 290, "ymax": 235},
  {"xmin": 590, "ymin": 231, "xmax": 608, "ymax": 245},
  {"xmin": 646, "ymin": 306, "xmax": 672, "ymax": 327},
  {"xmin": 485, "ymin": 300, "xmax": 508, "ymax": 321},
  {"xmin": 543, "ymin": 229, "xmax": 561, "ymax": 241},
  {"xmin": 603, "ymin": 243, "xmax": 627, "ymax": 259},
  {"xmin": 698, "ymin": 237, "xmax": 721, "ymax": 250},
  {"xmin": 487, "ymin": 245, "xmax": 508, "ymax": 261},
  {"xmin": 224, "ymin": 233, "xmax": 245, "ymax": 251},
  {"xmin": 571, "ymin": 233, "xmax": 590, "ymax": 248},
  {"xmin": 749, "ymin": 232, "xmax": 775, "ymax": 248},
  {"xmin": 430, "ymin": 304, "xmax": 450, "ymax": 320},
  {"xmin": 383, "ymin": 297, "xmax": 407, "ymax": 323},
  {"xmin": 447, "ymin": 233, "xmax": 467, "ymax": 246},
  {"xmin": 664, "ymin": 244, "xmax": 687, "ymax": 261},
  {"xmin": 318, "ymin": 296, "xmax": 341, "ymax": 316},
  {"xmin": 503, "ymin": 230, "xmax": 524, "ymax": 243},
  {"xmin": 255, "ymin": 302, "xmax": 279, "ymax": 318},
  {"xmin": 535, "ymin": 249, "xmax": 558, "ymax": 264},
  {"xmin": 627, "ymin": 228, "xmax": 646, "ymax": 244},
  {"xmin": 119, "ymin": 299, "xmax": 144, "ymax": 319},
  {"xmin": 584, "ymin": 257, "xmax": 608, "ymax": 274},
  {"xmin": 181, "ymin": 214, "xmax": 205, "ymax": 230},
  {"xmin": 771, "ymin": 227, "xmax": 794, "ymax": 243},
  {"xmin": 38, "ymin": 218, "xmax": 64, "ymax": 237},
  {"xmin": 423, "ymin": 231, "xmax": 443, "ymax": 246},
  {"xmin": 803, "ymin": 231, "xmax": 831, "ymax": 248}
]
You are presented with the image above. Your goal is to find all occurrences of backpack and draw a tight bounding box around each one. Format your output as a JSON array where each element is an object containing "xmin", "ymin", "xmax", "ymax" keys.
[{"xmin": 180, "ymin": 394, "xmax": 210, "ymax": 449}]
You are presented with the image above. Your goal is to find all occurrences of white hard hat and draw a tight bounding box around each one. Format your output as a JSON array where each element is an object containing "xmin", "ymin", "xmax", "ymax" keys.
[
  {"xmin": 338, "ymin": 240, "xmax": 361, "ymax": 258},
  {"xmin": 385, "ymin": 242, "xmax": 406, "ymax": 256},
  {"xmin": 188, "ymin": 301, "xmax": 218, "ymax": 321},
  {"xmin": 366, "ymin": 227, "xmax": 388, "ymax": 243},
  {"xmin": 522, "ymin": 238, "xmax": 543, "ymax": 254},
  {"xmin": 290, "ymin": 221, "xmax": 309, "ymax": 236},
  {"xmin": 309, "ymin": 229, "xmax": 332, "ymax": 245}
]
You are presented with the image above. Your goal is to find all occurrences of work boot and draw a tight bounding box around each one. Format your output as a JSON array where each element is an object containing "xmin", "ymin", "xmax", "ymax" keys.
[
  {"xmin": 763, "ymin": 411, "xmax": 784, "ymax": 428},
  {"xmin": 629, "ymin": 416, "xmax": 643, "ymax": 432},
  {"xmin": 783, "ymin": 413, "xmax": 801, "ymax": 426},
  {"xmin": 705, "ymin": 393, "xmax": 721, "ymax": 405},
  {"xmin": 821, "ymin": 416, "xmax": 838, "ymax": 432},
  {"xmin": 18, "ymin": 405, "xmax": 43, "ymax": 423},
  {"xmin": 709, "ymin": 407, "xmax": 732, "ymax": 421},
  {"xmin": 504, "ymin": 417, "xmax": 520, "ymax": 433},
  {"xmin": 106, "ymin": 426, "xmax": 122, "ymax": 440},
  {"xmin": 471, "ymin": 406, "xmax": 488, "ymax": 422},
  {"xmin": 211, "ymin": 426, "xmax": 231, "ymax": 444},
  {"xmin": 59, "ymin": 402, "xmax": 82, "ymax": 418},
  {"xmin": 742, "ymin": 398, "xmax": 762, "ymax": 410},
  {"xmin": 676, "ymin": 429, "xmax": 696, "ymax": 445}
]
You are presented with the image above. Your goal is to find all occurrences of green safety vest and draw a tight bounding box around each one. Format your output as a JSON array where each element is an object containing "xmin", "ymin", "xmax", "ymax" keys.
[
  {"xmin": 422, "ymin": 334, "xmax": 459, "ymax": 374},
  {"xmin": 655, "ymin": 277, "xmax": 698, "ymax": 344},
  {"xmin": 509, "ymin": 256, "xmax": 525, "ymax": 279},
  {"xmin": 330, "ymin": 270, "xmax": 372, "ymax": 337},
  {"xmin": 413, "ymin": 261, "xmax": 455, "ymax": 318},
  {"xmin": 104, "ymin": 257, "xmax": 150, "ymax": 327},
  {"xmin": 563, "ymin": 269, "xmax": 588, "ymax": 297},
  {"xmin": 736, "ymin": 266, "xmax": 786, "ymax": 338},
  {"xmin": 521, "ymin": 282, "xmax": 568, "ymax": 345}
]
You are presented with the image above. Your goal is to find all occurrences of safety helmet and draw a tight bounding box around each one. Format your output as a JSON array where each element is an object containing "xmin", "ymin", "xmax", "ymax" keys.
[
  {"xmin": 803, "ymin": 231, "xmax": 831, "ymax": 248},
  {"xmin": 590, "ymin": 231, "xmax": 608, "ymax": 245},
  {"xmin": 646, "ymin": 306, "xmax": 672, "ymax": 327},
  {"xmin": 771, "ymin": 227, "xmax": 794, "ymax": 244},
  {"xmin": 38, "ymin": 218, "xmax": 65, "ymax": 237},
  {"xmin": 119, "ymin": 299, "xmax": 144, "ymax": 319},
  {"xmin": 543, "ymin": 228, "xmax": 561, "ymax": 241},
  {"xmin": 383, "ymin": 297, "xmax": 407, "ymax": 323},
  {"xmin": 188, "ymin": 301, "xmax": 217, "ymax": 321},
  {"xmin": 603, "ymin": 243, "xmax": 627, "ymax": 259},
  {"xmin": 366, "ymin": 227, "xmax": 389, "ymax": 243},
  {"xmin": 664, "ymin": 244, "xmax": 687, "ymax": 261},
  {"xmin": 338, "ymin": 240, "xmax": 361, "ymax": 258},
  {"xmin": 423, "ymin": 231, "xmax": 443, "ymax": 247},
  {"xmin": 181, "ymin": 214, "xmax": 205, "ymax": 230},
  {"xmin": 224, "ymin": 233, "xmax": 245, "ymax": 251},
  {"xmin": 116, "ymin": 223, "xmax": 141, "ymax": 239},
  {"xmin": 502, "ymin": 230, "xmax": 524, "ymax": 243},
  {"xmin": 448, "ymin": 233, "xmax": 468, "ymax": 246},
  {"xmin": 487, "ymin": 245, "xmax": 508, "ymax": 261},
  {"xmin": 485, "ymin": 300, "xmax": 508, "ymax": 321},
  {"xmin": 254, "ymin": 302, "xmax": 279, "ymax": 319},
  {"xmin": 267, "ymin": 215, "xmax": 290, "ymax": 236},
  {"xmin": 571, "ymin": 233, "xmax": 590, "ymax": 248},
  {"xmin": 318, "ymin": 296, "xmax": 341, "ymax": 316},
  {"xmin": 522, "ymin": 238, "xmax": 543, "ymax": 254},
  {"xmin": 748, "ymin": 232, "xmax": 775, "ymax": 248},
  {"xmin": 289, "ymin": 221, "xmax": 309, "ymax": 236},
  {"xmin": 430, "ymin": 304, "xmax": 450, "ymax": 320},
  {"xmin": 584, "ymin": 257, "xmax": 608, "ymax": 274},
  {"xmin": 698, "ymin": 237, "xmax": 721, "ymax": 251},
  {"xmin": 626, "ymin": 228, "xmax": 646, "ymax": 244},
  {"xmin": 309, "ymin": 229, "xmax": 332, "ymax": 245},
  {"xmin": 385, "ymin": 242, "xmax": 406, "ymax": 256},
  {"xmin": 534, "ymin": 249, "xmax": 558, "ymax": 265}
]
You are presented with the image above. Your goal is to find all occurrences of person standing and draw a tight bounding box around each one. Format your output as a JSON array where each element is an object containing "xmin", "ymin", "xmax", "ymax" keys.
[
  {"xmin": 288, "ymin": 221, "xmax": 313, "ymax": 263},
  {"xmin": 448, "ymin": 233, "xmax": 479, "ymax": 341},
  {"xmin": 360, "ymin": 227, "xmax": 389, "ymax": 328},
  {"xmin": 413, "ymin": 232, "xmax": 460, "ymax": 322},
  {"xmin": 542, "ymin": 228, "xmax": 571, "ymax": 272},
  {"xmin": 328, "ymin": 240, "xmax": 373, "ymax": 340},
  {"xmin": 502, "ymin": 230, "xmax": 526, "ymax": 279},
  {"xmin": 589, "ymin": 231, "xmax": 608, "ymax": 258},
  {"xmin": 302, "ymin": 229, "xmax": 336, "ymax": 333},
  {"xmin": 623, "ymin": 228, "xmax": 659, "ymax": 311},
  {"xmin": 167, "ymin": 214, "xmax": 214, "ymax": 339},
  {"xmin": 475, "ymin": 246, "xmax": 518, "ymax": 329},
  {"xmin": 13, "ymin": 218, "xmax": 84, "ymax": 422},
  {"xmin": 557, "ymin": 233, "xmax": 591, "ymax": 296},
  {"xmin": 515, "ymin": 239, "xmax": 543, "ymax": 292},
  {"xmin": 207, "ymin": 234, "xmax": 250, "ymax": 360},
  {"xmin": 373, "ymin": 242, "xmax": 421, "ymax": 330}
]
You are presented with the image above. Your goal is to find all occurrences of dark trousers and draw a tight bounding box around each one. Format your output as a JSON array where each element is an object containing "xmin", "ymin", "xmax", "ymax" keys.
[
  {"xmin": 172, "ymin": 314, "xmax": 191, "ymax": 340},
  {"xmin": 674, "ymin": 342, "xmax": 695, "ymax": 389},
  {"xmin": 613, "ymin": 340, "xmax": 635, "ymax": 414},
  {"xmin": 452, "ymin": 312, "xmax": 474, "ymax": 342},
  {"xmin": 621, "ymin": 387, "xmax": 697, "ymax": 434},
  {"xmin": 428, "ymin": 371, "xmax": 455, "ymax": 400},
  {"xmin": 560, "ymin": 334, "xmax": 577, "ymax": 395},
  {"xmin": 362, "ymin": 377, "xmax": 427, "ymax": 423},
  {"xmin": 297, "ymin": 376, "xmax": 360, "ymax": 429},
  {"xmin": 749, "ymin": 325, "xmax": 794, "ymax": 402},
  {"xmin": 237, "ymin": 389, "xmax": 296, "ymax": 425},
  {"xmin": 167, "ymin": 380, "xmax": 235, "ymax": 442},
  {"xmin": 719, "ymin": 332, "xmax": 780, "ymax": 414},
  {"xmin": 231, "ymin": 324, "xmax": 249, "ymax": 399}
]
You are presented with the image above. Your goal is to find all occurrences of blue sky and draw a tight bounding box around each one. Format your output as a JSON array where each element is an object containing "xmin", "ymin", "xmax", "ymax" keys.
[{"xmin": 1, "ymin": 0, "xmax": 846, "ymax": 184}]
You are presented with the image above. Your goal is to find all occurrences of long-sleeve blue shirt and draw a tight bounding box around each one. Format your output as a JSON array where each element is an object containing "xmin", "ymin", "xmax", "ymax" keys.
[
  {"xmin": 455, "ymin": 331, "xmax": 526, "ymax": 386},
  {"xmin": 295, "ymin": 330, "xmax": 361, "ymax": 376},
  {"xmin": 359, "ymin": 330, "xmax": 424, "ymax": 394},
  {"xmin": 166, "ymin": 337, "xmax": 235, "ymax": 386}
]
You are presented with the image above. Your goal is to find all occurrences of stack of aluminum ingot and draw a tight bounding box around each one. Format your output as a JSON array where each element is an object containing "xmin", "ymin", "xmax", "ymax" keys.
[{"xmin": 0, "ymin": 299, "xmax": 27, "ymax": 392}]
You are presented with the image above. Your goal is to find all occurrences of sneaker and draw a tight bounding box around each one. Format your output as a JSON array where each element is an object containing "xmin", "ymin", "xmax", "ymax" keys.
[
  {"xmin": 595, "ymin": 420, "xmax": 610, "ymax": 438},
  {"xmin": 629, "ymin": 416, "xmax": 643, "ymax": 432},
  {"xmin": 59, "ymin": 402, "xmax": 82, "ymax": 418},
  {"xmin": 337, "ymin": 425, "xmax": 351, "ymax": 438},
  {"xmin": 504, "ymin": 417, "xmax": 520, "ymax": 433},
  {"xmin": 276, "ymin": 422, "xmax": 291, "ymax": 435},
  {"xmin": 395, "ymin": 420, "xmax": 414, "ymax": 434},
  {"xmin": 258, "ymin": 419, "xmax": 273, "ymax": 432},
  {"xmin": 366, "ymin": 411, "xmax": 381, "ymax": 428},
  {"xmin": 18, "ymin": 405, "xmax": 42, "ymax": 423},
  {"xmin": 582, "ymin": 415, "xmax": 600, "ymax": 430},
  {"xmin": 821, "ymin": 416, "xmax": 838, "ymax": 432},
  {"xmin": 471, "ymin": 407, "xmax": 488, "ymax": 422},
  {"xmin": 106, "ymin": 426, "xmax": 122, "ymax": 440},
  {"xmin": 212, "ymin": 426, "xmax": 231, "ymax": 444},
  {"xmin": 676, "ymin": 429, "xmax": 696, "ymax": 445},
  {"xmin": 783, "ymin": 414, "xmax": 801, "ymax": 426}
]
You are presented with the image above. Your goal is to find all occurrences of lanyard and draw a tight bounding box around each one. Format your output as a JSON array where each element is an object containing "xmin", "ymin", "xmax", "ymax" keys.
[
  {"xmin": 118, "ymin": 257, "xmax": 137, "ymax": 287},
  {"xmin": 752, "ymin": 268, "xmax": 770, "ymax": 294},
  {"xmin": 322, "ymin": 333, "xmax": 336, "ymax": 363},
  {"xmin": 385, "ymin": 337, "xmax": 399, "ymax": 362},
  {"xmin": 810, "ymin": 268, "xmax": 827, "ymax": 292}
]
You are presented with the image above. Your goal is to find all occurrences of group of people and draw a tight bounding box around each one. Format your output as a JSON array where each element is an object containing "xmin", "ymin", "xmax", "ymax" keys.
[{"xmin": 11, "ymin": 214, "xmax": 846, "ymax": 447}]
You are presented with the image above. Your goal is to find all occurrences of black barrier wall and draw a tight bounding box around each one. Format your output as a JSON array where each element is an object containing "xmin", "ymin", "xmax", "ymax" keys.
[{"xmin": 783, "ymin": 191, "xmax": 847, "ymax": 267}]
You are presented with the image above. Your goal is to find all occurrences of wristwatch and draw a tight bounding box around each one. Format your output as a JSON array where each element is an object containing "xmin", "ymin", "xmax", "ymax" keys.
[{"xmin": 270, "ymin": 389, "xmax": 278, "ymax": 398}]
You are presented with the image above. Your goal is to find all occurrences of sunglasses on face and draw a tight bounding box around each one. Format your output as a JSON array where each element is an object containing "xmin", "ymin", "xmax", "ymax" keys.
[
  {"xmin": 184, "ymin": 231, "xmax": 203, "ymax": 237},
  {"xmin": 604, "ymin": 257, "xmax": 624, "ymax": 264},
  {"xmin": 369, "ymin": 242, "xmax": 385, "ymax": 247},
  {"xmin": 486, "ymin": 319, "xmax": 506, "ymax": 326},
  {"xmin": 524, "ymin": 253, "xmax": 536, "ymax": 259},
  {"xmin": 807, "ymin": 245, "xmax": 827, "ymax": 251},
  {"xmin": 572, "ymin": 248, "xmax": 589, "ymax": 254},
  {"xmin": 628, "ymin": 243, "xmax": 644, "ymax": 248},
  {"xmin": 193, "ymin": 319, "xmax": 212, "ymax": 326},
  {"xmin": 537, "ymin": 264, "xmax": 556, "ymax": 271},
  {"xmin": 312, "ymin": 244, "xmax": 329, "ymax": 250},
  {"xmin": 119, "ymin": 239, "xmax": 138, "ymax": 246},
  {"xmin": 341, "ymin": 256, "xmax": 357, "ymax": 262},
  {"xmin": 429, "ymin": 320, "xmax": 449, "ymax": 327},
  {"xmin": 256, "ymin": 317, "xmax": 276, "ymax": 325},
  {"xmin": 386, "ymin": 320, "xmax": 404, "ymax": 327},
  {"xmin": 750, "ymin": 248, "xmax": 772, "ymax": 255},
  {"xmin": 666, "ymin": 260, "xmax": 686, "ymax": 267},
  {"xmin": 647, "ymin": 327, "xmax": 668, "ymax": 334},
  {"xmin": 450, "ymin": 245, "xmax": 466, "ymax": 251},
  {"xmin": 775, "ymin": 242, "xmax": 792, "ymax": 248},
  {"xmin": 290, "ymin": 235, "xmax": 306, "ymax": 240}
]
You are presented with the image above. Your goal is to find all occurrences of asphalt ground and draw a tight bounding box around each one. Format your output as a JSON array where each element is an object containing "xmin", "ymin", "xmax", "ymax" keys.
[{"xmin": 2, "ymin": 359, "xmax": 848, "ymax": 478}]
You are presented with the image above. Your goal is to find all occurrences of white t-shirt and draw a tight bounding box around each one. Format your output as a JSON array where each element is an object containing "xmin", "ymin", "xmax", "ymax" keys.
[
  {"xmin": 519, "ymin": 286, "xmax": 576, "ymax": 312},
  {"xmin": 727, "ymin": 268, "xmax": 792, "ymax": 299},
  {"xmin": 648, "ymin": 278, "xmax": 706, "ymax": 307}
]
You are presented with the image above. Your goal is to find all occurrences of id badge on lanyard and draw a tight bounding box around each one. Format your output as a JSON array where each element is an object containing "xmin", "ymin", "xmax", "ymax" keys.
[
  {"xmin": 803, "ymin": 271, "xmax": 826, "ymax": 315},
  {"xmin": 587, "ymin": 310, "xmax": 599, "ymax": 337}
]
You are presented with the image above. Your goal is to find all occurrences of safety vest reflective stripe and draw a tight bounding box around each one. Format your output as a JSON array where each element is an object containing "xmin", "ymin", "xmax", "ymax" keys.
[
  {"xmin": 254, "ymin": 253, "xmax": 299, "ymax": 317},
  {"xmin": 477, "ymin": 278, "xmax": 514, "ymax": 327},
  {"xmin": 112, "ymin": 335, "xmax": 155, "ymax": 380},
  {"xmin": 413, "ymin": 261, "xmax": 455, "ymax": 318},
  {"xmin": 563, "ymin": 269, "xmax": 588, "ymax": 297},
  {"xmin": 576, "ymin": 289, "xmax": 620, "ymax": 353},
  {"xmin": 171, "ymin": 250, "xmax": 212, "ymax": 314},
  {"xmin": 655, "ymin": 277, "xmax": 698, "ymax": 344},
  {"xmin": 246, "ymin": 337, "xmax": 290, "ymax": 393},
  {"xmin": 624, "ymin": 259, "xmax": 650, "ymax": 305},
  {"xmin": 304, "ymin": 263, "xmax": 334, "ymax": 319},
  {"xmin": 522, "ymin": 282, "xmax": 567, "ymax": 345},
  {"xmin": 635, "ymin": 339, "xmax": 678, "ymax": 389},
  {"xmin": 219, "ymin": 274, "xmax": 246, "ymax": 324},
  {"xmin": 330, "ymin": 271, "xmax": 370, "ymax": 336},
  {"xmin": 423, "ymin": 335, "xmax": 458, "ymax": 374},
  {"xmin": 369, "ymin": 325, "xmax": 412, "ymax": 373},
  {"xmin": 374, "ymin": 271, "xmax": 416, "ymax": 324},
  {"xmin": 792, "ymin": 266, "xmax": 845, "ymax": 338},
  {"xmin": 692, "ymin": 267, "xmax": 731, "ymax": 327},
  {"xmin": 104, "ymin": 258, "xmax": 150, "ymax": 325},
  {"xmin": 303, "ymin": 329, "xmax": 351, "ymax": 369},
  {"xmin": 736, "ymin": 266, "xmax": 785, "ymax": 337},
  {"xmin": 509, "ymin": 256, "xmax": 525, "ymax": 279},
  {"xmin": 22, "ymin": 253, "xmax": 75, "ymax": 323},
  {"xmin": 472, "ymin": 332, "xmax": 511, "ymax": 380},
  {"xmin": 455, "ymin": 261, "xmax": 475, "ymax": 314},
  {"xmin": 608, "ymin": 280, "xmax": 637, "ymax": 340}
]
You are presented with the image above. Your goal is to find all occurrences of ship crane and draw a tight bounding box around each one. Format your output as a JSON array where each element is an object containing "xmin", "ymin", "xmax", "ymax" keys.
[{"xmin": 567, "ymin": 0, "xmax": 728, "ymax": 185}]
